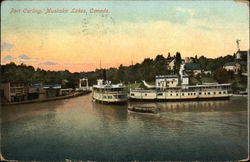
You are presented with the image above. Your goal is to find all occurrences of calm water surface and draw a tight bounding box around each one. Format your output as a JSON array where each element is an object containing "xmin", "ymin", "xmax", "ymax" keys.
[{"xmin": 1, "ymin": 94, "xmax": 248, "ymax": 161}]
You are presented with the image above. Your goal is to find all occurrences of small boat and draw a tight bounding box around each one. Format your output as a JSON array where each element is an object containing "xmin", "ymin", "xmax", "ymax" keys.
[{"xmin": 128, "ymin": 105, "xmax": 159, "ymax": 114}]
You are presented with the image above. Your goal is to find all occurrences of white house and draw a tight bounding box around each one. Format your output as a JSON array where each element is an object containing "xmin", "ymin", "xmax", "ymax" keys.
[
  {"xmin": 167, "ymin": 58, "xmax": 175, "ymax": 70},
  {"xmin": 223, "ymin": 62, "xmax": 241, "ymax": 74},
  {"xmin": 155, "ymin": 75, "xmax": 179, "ymax": 88}
]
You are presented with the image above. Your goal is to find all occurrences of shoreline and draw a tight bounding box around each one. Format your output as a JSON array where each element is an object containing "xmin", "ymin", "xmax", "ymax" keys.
[{"xmin": 1, "ymin": 91, "xmax": 91, "ymax": 106}]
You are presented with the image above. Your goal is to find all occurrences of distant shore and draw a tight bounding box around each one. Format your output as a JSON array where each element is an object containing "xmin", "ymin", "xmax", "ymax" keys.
[{"xmin": 1, "ymin": 91, "xmax": 91, "ymax": 106}]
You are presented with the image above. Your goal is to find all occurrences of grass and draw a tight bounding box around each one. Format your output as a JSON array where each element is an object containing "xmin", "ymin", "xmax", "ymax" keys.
[
  {"xmin": 200, "ymin": 77, "xmax": 216, "ymax": 83},
  {"xmin": 125, "ymin": 82, "xmax": 141, "ymax": 91}
]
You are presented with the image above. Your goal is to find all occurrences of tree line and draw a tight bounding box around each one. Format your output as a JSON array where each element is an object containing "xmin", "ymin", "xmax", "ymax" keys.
[{"xmin": 0, "ymin": 52, "xmax": 247, "ymax": 90}]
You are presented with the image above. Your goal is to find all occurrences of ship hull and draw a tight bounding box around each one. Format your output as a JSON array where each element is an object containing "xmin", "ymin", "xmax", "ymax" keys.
[
  {"xmin": 129, "ymin": 90, "xmax": 231, "ymax": 102},
  {"xmin": 92, "ymin": 91, "xmax": 128, "ymax": 104},
  {"xmin": 129, "ymin": 96, "xmax": 230, "ymax": 102}
]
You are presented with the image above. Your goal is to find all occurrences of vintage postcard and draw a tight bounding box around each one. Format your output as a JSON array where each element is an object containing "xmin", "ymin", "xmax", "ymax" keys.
[{"xmin": 1, "ymin": 0, "xmax": 249, "ymax": 161}]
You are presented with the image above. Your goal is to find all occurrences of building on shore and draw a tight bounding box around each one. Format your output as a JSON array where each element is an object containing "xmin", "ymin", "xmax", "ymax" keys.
[
  {"xmin": 28, "ymin": 83, "xmax": 47, "ymax": 100},
  {"xmin": 2, "ymin": 82, "xmax": 65, "ymax": 103},
  {"xmin": 167, "ymin": 57, "xmax": 175, "ymax": 70},
  {"xmin": 223, "ymin": 50, "xmax": 248, "ymax": 74},
  {"xmin": 184, "ymin": 63, "xmax": 202, "ymax": 76},
  {"xmin": 3, "ymin": 82, "xmax": 28, "ymax": 102}
]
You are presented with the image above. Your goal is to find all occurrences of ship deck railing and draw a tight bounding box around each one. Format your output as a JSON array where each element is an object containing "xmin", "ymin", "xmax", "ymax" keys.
[
  {"xmin": 93, "ymin": 90, "xmax": 127, "ymax": 94},
  {"xmin": 130, "ymin": 89, "xmax": 231, "ymax": 93}
]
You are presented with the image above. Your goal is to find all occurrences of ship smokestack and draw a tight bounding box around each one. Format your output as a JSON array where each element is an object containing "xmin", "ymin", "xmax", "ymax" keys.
[
  {"xmin": 179, "ymin": 64, "xmax": 185, "ymax": 85},
  {"xmin": 103, "ymin": 69, "xmax": 107, "ymax": 82}
]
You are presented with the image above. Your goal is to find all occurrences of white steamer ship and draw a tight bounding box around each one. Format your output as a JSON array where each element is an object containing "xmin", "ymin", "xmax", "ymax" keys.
[
  {"xmin": 129, "ymin": 65, "xmax": 232, "ymax": 101},
  {"xmin": 92, "ymin": 79, "xmax": 128, "ymax": 103}
]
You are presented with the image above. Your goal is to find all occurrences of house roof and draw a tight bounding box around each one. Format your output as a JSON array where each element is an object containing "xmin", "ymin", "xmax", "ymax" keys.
[
  {"xmin": 237, "ymin": 50, "xmax": 248, "ymax": 56},
  {"xmin": 156, "ymin": 75, "xmax": 178, "ymax": 79},
  {"xmin": 224, "ymin": 61, "xmax": 246, "ymax": 66},
  {"xmin": 185, "ymin": 63, "xmax": 201, "ymax": 70},
  {"xmin": 224, "ymin": 62, "xmax": 236, "ymax": 67},
  {"xmin": 240, "ymin": 61, "xmax": 247, "ymax": 65},
  {"xmin": 166, "ymin": 57, "xmax": 175, "ymax": 63},
  {"xmin": 29, "ymin": 83, "xmax": 44, "ymax": 88}
]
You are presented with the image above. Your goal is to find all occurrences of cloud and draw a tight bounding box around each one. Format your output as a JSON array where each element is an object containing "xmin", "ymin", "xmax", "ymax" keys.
[
  {"xmin": 38, "ymin": 61, "xmax": 58, "ymax": 66},
  {"xmin": 197, "ymin": 25, "xmax": 213, "ymax": 31},
  {"xmin": 18, "ymin": 54, "xmax": 31, "ymax": 60},
  {"xmin": 2, "ymin": 55, "xmax": 15, "ymax": 62},
  {"xmin": 1, "ymin": 42, "xmax": 14, "ymax": 51},
  {"xmin": 164, "ymin": 7, "xmax": 195, "ymax": 24}
]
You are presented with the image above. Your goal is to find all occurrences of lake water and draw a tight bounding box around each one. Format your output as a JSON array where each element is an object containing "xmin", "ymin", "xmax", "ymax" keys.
[{"xmin": 1, "ymin": 94, "xmax": 248, "ymax": 161}]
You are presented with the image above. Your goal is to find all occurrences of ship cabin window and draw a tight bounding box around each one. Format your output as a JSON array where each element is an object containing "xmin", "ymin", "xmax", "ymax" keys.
[
  {"xmin": 176, "ymin": 93, "xmax": 178, "ymax": 96},
  {"xmin": 131, "ymin": 93, "xmax": 135, "ymax": 96},
  {"xmin": 208, "ymin": 92, "xmax": 210, "ymax": 95},
  {"xmin": 199, "ymin": 92, "xmax": 202, "ymax": 95},
  {"xmin": 190, "ymin": 93, "xmax": 193, "ymax": 95},
  {"xmin": 170, "ymin": 94, "xmax": 172, "ymax": 96},
  {"xmin": 108, "ymin": 96, "xmax": 112, "ymax": 99},
  {"xmin": 145, "ymin": 93, "xmax": 147, "ymax": 96},
  {"xmin": 194, "ymin": 93, "xmax": 196, "ymax": 95},
  {"xmin": 157, "ymin": 93, "xmax": 163, "ymax": 96},
  {"xmin": 219, "ymin": 92, "xmax": 221, "ymax": 94},
  {"xmin": 223, "ymin": 91, "xmax": 226, "ymax": 94},
  {"xmin": 204, "ymin": 92, "xmax": 207, "ymax": 95},
  {"xmin": 103, "ymin": 96, "xmax": 107, "ymax": 99},
  {"xmin": 182, "ymin": 93, "xmax": 184, "ymax": 96},
  {"xmin": 188, "ymin": 93, "xmax": 190, "ymax": 95},
  {"xmin": 214, "ymin": 92, "xmax": 216, "ymax": 95},
  {"xmin": 118, "ymin": 95, "xmax": 126, "ymax": 99}
]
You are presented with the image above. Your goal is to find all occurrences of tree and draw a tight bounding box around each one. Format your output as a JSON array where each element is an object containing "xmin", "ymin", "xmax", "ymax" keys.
[
  {"xmin": 174, "ymin": 52, "xmax": 182, "ymax": 74},
  {"xmin": 213, "ymin": 68, "xmax": 234, "ymax": 83},
  {"xmin": 167, "ymin": 52, "xmax": 171, "ymax": 58}
]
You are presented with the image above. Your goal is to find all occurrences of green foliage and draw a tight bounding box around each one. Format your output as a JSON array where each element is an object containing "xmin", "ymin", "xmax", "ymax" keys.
[
  {"xmin": 198, "ymin": 55, "xmax": 235, "ymax": 71},
  {"xmin": 189, "ymin": 77, "xmax": 200, "ymax": 85},
  {"xmin": 174, "ymin": 52, "xmax": 182, "ymax": 73},
  {"xmin": 213, "ymin": 68, "xmax": 234, "ymax": 83},
  {"xmin": 0, "ymin": 52, "xmax": 247, "ymax": 92}
]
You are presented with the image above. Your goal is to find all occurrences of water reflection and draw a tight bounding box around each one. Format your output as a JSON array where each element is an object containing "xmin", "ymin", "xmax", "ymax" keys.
[
  {"xmin": 1, "ymin": 100, "xmax": 62, "ymax": 123},
  {"xmin": 92, "ymin": 102, "xmax": 128, "ymax": 122},
  {"xmin": 128, "ymin": 96, "xmax": 247, "ymax": 113},
  {"xmin": 1, "ymin": 95, "xmax": 248, "ymax": 161}
]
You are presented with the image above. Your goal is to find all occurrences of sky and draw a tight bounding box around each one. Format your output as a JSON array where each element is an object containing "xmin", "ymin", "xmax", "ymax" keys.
[{"xmin": 1, "ymin": 0, "xmax": 249, "ymax": 72}]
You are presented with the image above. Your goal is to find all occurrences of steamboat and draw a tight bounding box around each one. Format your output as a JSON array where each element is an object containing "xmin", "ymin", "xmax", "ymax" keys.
[
  {"xmin": 92, "ymin": 79, "xmax": 128, "ymax": 103},
  {"xmin": 129, "ymin": 65, "xmax": 232, "ymax": 101}
]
